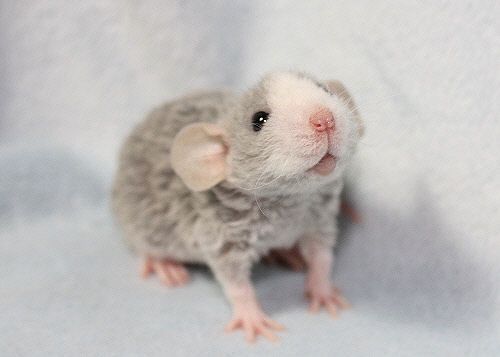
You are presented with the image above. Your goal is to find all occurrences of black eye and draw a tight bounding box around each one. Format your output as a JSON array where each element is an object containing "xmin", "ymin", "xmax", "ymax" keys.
[{"xmin": 252, "ymin": 111, "xmax": 269, "ymax": 132}]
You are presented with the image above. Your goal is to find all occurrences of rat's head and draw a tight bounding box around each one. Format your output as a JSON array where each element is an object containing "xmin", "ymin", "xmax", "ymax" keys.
[{"xmin": 171, "ymin": 71, "xmax": 364, "ymax": 196}]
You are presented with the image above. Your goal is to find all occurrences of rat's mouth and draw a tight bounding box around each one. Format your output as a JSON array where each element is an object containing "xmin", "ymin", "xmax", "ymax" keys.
[{"xmin": 307, "ymin": 153, "xmax": 336, "ymax": 176}]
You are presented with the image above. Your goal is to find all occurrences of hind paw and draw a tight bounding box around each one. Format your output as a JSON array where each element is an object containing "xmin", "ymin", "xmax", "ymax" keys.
[{"xmin": 141, "ymin": 256, "xmax": 190, "ymax": 287}]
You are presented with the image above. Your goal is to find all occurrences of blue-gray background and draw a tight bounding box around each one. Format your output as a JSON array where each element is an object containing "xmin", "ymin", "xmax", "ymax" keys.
[{"xmin": 1, "ymin": 1, "xmax": 499, "ymax": 356}]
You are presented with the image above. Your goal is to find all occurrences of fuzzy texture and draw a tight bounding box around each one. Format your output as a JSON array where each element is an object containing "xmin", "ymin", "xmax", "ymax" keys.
[
  {"xmin": 1, "ymin": 1, "xmax": 499, "ymax": 355},
  {"xmin": 112, "ymin": 72, "xmax": 359, "ymax": 290},
  {"xmin": 111, "ymin": 91, "xmax": 231, "ymax": 262}
]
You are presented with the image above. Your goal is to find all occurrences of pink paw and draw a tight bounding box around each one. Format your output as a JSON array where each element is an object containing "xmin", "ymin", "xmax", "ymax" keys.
[
  {"xmin": 225, "ymin": 304, "xmax": 285, "ymax": 343},
  {"xmin": 306, "ymin": 284, "xmax": 350, "ymax": 318},
  {"xmin": 141, "ymin": 256, "xmax": 190, "ymax": 287}
]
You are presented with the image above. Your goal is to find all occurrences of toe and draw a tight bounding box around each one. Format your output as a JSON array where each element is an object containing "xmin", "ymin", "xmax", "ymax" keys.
[
  {"xmin": 176, "ymin": 272, "xmax": 188, "ymax": 284},
  {"xmin": 325, "ymin": 300, "xmax": 338, "ymax": 318},
  {"xmin": 169, "ymin": 263, "xmax": 190, "ymax": 285},
  {"xmin": 141, "ymin": 259, "xmax": 154, "ymax": 278},
  {"xmin": 166, "ymin": 265, "xmax": 184, "ymax": 286},
  {"xmin": 148, "ymin": 259, "xmax": 190, "ymax": 287},
  {"xmin": 309, "ymin": 297, "xmax": 321, "ymax": 313},
  {"xmin": 153, "ymin": 262, "xmax": 175, "ymax": 286},
  {"xmin": 263, "ymin": 317, "xmax": 285, "ymax": 331},
  {"xmin": 177, "ymin": 266, "xmax": 190, "ymax": 283},
  {"xmin": 258, "ymin": 325, "xmax": 278, "ymax": 342},
  {"xmin": 243, "ymin": 321, "xmax": 256, "ymax": 343},
  {"xmin": 225, "ymin": 318, "xmax": 241, "ymax": 332},
  {"xmin": 335, "ymin": 296, "xmax": 351, "ymax": 309}
]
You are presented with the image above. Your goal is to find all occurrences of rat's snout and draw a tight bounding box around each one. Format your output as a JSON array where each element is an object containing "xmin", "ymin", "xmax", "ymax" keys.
[{"xmin": 309, "ymin": 108, "xmax": 334, "ymax": 133}]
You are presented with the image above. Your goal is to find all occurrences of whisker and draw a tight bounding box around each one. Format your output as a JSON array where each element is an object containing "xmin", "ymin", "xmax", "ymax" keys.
[
  {"xmin": 254, "ymin": 193, "xmax": 270, "ymax": 219},
  {"xmin": 231, "ymin": 174, "xmax": 284, "ymax": 191}
]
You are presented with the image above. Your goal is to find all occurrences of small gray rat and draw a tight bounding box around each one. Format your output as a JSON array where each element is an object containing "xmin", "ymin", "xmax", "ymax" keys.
[{"xmin": 112, "ymin": 71, "xmax": 364, "ymax": 342}]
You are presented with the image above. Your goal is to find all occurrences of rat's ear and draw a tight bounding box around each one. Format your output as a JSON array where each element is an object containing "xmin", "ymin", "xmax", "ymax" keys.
[
  {"xmin": 326, "ymin": 80, "xmax": 365, "ymax": 137},
  {"xmin": 171, "ymin": 122, "xmax": 228, "ymax": 192}
]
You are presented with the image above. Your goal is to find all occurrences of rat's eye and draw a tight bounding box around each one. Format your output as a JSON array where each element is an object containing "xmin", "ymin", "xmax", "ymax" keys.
[{"xmin": 252, "ymin": 111, "xmax": 269, "ymax": 132}]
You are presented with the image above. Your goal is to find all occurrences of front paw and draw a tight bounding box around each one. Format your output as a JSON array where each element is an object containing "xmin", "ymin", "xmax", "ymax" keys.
[
  {"xmin": 305, "ymin": 282, "xmax": 351, "ymax": 318},
  {"xmin": 225, "ymin": 303, "xmax": 285, "ymax": 343}
]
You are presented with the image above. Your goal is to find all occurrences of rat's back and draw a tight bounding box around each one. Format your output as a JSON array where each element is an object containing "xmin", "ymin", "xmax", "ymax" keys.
[{"xmin": 111, "ymin": 90, "xmax": 234, "ymax": 260}]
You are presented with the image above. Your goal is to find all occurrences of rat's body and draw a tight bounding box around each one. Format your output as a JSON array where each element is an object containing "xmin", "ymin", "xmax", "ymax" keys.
[
  {"xmin": 113, "ymin": 91, "xmax": 234, "ymax": 263},
  {"xmin": 112, "ymin": 72, "xmax": 363, "ymax": 342}
]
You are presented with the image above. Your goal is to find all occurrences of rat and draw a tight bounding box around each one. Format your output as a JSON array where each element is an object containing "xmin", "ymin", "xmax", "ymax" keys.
[{"xmin": 112, "ymin": 71, "xmax": 364, "ymax": 342}]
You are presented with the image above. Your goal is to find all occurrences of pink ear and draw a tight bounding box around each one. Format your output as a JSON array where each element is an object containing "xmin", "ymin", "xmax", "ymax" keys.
[
  {"xmin": 171, "ymin": 123, "xmax": 228, "ymax": 191},
  {"xmin": 326, "ymin": 80, "xmax": 365, "ymax": 137}
]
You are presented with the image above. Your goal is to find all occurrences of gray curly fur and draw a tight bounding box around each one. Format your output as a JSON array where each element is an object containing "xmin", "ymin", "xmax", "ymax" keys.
[{"xmin": 112, "ymin": 72, "xmax": 356, "ymax": 290}]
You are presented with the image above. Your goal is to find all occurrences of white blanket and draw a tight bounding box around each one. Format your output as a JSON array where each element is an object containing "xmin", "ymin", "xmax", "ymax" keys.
[{"xmin": 1, "ymin": 1, "xmax": 499, "ymax": 355}]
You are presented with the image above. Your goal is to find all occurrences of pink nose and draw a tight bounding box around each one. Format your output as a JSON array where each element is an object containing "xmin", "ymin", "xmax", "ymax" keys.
[{"xmin": 309, "ymin": 109, "xmax": 334, "ymax": 132}]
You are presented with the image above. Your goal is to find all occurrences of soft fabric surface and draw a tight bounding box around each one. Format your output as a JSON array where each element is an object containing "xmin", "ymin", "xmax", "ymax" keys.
[{"xmin": 1, "ymin": 1, "xmax": 499, "ymax": 355}]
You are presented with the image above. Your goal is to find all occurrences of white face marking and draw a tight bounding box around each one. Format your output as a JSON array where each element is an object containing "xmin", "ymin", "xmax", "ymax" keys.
[
  {"xmin": 267, "ymin": 73, "xmax": 331, "ymax": 114},
  {"xmin": 261, "ymin": 73, "xmax": 357, "ymax": 178},
  {"xmin": 225, "ymin": 72, "xmax": 360, "ymax": 197}
]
